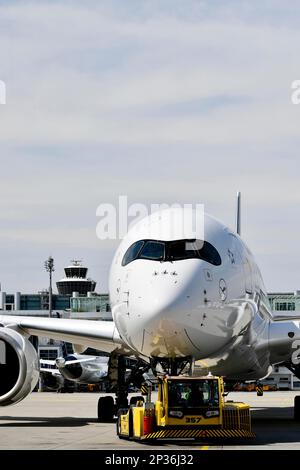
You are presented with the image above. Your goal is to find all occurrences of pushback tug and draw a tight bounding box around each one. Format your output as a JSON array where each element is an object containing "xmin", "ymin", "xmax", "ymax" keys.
[{"xmin": 117, "ymin": 375, "xmax": 255, "ymax": 441}]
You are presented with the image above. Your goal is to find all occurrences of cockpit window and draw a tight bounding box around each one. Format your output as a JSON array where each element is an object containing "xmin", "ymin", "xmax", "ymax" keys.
[
  {"xmin": 122, "ymin": 239, "xmax": 221, "ymax": 266},
  {"xmin": 121, "ymin": 240, "xmax": 144, "ymax": 266},
  {"xmin": 168, "ymin": 240, "xmax": 204, "ymax": 261},
  {"xmin": 139, "ymin": 241, "xmax": 165, "ymax": 261},
  {"xmin": 167, "ymin": 239, "xmax": 221, "ymax": 265}
]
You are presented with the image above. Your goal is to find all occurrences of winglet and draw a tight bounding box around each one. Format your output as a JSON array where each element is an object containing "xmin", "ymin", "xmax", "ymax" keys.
[{"xmin": 236, "ymin": 191, "xmax": 241, "ymax": 236}]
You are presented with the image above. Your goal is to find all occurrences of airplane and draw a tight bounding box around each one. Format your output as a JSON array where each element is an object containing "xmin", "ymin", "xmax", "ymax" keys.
[
  {"xmin": 40, "ymin": 353, "xmax": 141, "ymax": 395},
  {"xmin": 40, "ymin": 354, "xmax": 109, "ymax": 390},
  {"xmin": 1, "ymin": 193, "xmax": 300, "ymax": 421}
]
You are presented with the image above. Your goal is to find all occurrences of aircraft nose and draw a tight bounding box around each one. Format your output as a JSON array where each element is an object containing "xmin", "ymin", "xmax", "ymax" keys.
[
  {"xmin": 130, "ymin": 262, "xmax": 195, "ymax": 319},
  {"xmin": 139, "ymin": 275, "xmax": 183, "ymax": 318},
  {"xmin": 117, "ymin": 261, "xmax": 208, "ymax": 357},
  {"xmin": 113, "ymin": 259, "xmax": 236, "ymax": 359}
]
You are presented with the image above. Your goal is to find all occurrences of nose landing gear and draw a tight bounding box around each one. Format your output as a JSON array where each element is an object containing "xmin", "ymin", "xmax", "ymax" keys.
[{"xmin": 97, "ymin": 352, "xmax": 151, "ymax": 422}]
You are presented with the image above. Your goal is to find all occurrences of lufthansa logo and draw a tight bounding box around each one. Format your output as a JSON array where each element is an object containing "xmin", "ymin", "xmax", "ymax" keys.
[{"xmin": 219, "ymin": 279, "xmax": 227, "ymax": 301}]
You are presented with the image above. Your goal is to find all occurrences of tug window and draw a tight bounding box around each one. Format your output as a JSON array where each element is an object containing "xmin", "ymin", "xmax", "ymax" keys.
[{"xmin": 168, "ymin": 379, "xmax": 219, "ymax": 408}]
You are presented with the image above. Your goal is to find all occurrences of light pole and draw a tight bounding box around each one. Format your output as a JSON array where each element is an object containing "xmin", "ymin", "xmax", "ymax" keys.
[{"xmin": 44, "ymin": 256, "xmax": 54, "ymax": 318}]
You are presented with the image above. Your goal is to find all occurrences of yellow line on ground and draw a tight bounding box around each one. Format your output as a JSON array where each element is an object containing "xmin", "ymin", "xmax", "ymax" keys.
[{"xmin": 200, "ymin": 445, "xmax": 209, "ymax": 450}]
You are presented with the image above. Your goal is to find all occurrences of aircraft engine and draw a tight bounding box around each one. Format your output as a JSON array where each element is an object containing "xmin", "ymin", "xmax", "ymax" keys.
[{"xmin": 0, "ymin": 327, "xmax": 39, "ymax": 406}]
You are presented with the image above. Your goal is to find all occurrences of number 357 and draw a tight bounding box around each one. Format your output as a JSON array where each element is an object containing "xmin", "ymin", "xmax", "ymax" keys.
[{"xmin": 186, "ymin": 417, "xmax": 201, "ymax": 423}]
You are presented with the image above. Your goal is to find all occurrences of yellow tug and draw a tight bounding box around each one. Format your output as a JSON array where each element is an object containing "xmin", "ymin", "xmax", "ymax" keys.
[{"xmin": 117, "ymin": 375, "xmax": 255, "ymax": 441}]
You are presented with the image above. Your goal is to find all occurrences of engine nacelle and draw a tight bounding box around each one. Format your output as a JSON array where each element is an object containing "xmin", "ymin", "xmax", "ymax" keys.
[{"xmin": 0, "ymin": 327, "xmax": 39, "ymax": 406}]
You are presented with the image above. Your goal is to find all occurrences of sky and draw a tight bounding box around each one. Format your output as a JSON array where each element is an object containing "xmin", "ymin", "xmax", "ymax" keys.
[{"xmin": 0, "ymin": 0, "xmax": 300, "ymax": 294}]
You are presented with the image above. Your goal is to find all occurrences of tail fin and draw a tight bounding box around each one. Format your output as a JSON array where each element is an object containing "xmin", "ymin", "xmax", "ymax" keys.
[{"xmin": 236, "ymin": 191, "xmax": 241, "ymax": 235}]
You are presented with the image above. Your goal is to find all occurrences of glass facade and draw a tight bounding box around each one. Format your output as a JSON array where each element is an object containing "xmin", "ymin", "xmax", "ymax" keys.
[
  {"xmin": 274, "ymin": 302, "xmax": 295, "ymax": 311},
  {"xmin": 4, "ymin": 294, "xmax": 70, "ymax": 310},
  {"xmin": 268, "ymin": 292, "xmax": 300, "ymax": 311},
  {"xmin": 70, "ymin": 294, "xmax": 110, "ymax": 313},
  {"xmin": 64, "ymin": 267, "xmax": 88, "ymax": 278},
  {"xmin": 1, "ymin": 292, "xmax": 111, "ymax": 313}
]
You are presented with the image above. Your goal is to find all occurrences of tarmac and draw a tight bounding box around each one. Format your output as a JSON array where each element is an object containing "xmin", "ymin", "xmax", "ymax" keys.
[{"xmin": 0, "ymin": 391, "xmax": 300, "ymax": 450}]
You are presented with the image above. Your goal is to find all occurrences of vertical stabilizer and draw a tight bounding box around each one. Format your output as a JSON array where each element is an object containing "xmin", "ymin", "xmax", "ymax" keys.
[{"xmin": 236, "ymin": 191, "xmax": 241, "ymax": 235}]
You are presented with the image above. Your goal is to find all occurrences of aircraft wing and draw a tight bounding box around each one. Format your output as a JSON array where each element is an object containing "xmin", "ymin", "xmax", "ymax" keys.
[
  {"xmin": 40, "ymin": 359, "xmax": 57, "ymax": 365},
  {"xmin": 56, "ymin": 356, "xmax": 99, "ymax": 365},
  {"xmin": 40, "ymin": 364, "xmax": 61, "ymax": 375},
  {"xmin": 0, "ymin": 315, "xmax": 128, "ymax": 354}
]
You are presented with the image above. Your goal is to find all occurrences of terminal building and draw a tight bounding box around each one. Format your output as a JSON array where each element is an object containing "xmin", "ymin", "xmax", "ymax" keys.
[
  {"xmin": 264, "ymin": 291, "xmax": 300, "ymax": 390},
  {"xmin": 0, "ymin": 259, "xmax": 110, "ymax": 317},
  {"xmin": 268, "ymin": 291, "xmax": 300, "ymax": 312},
  {"xmin": 0, "ymin": 291, "xmax": 70, "ymax": 311},
  {"xmin": 0, "ymin": 291, "xmax": 111, "ymax": 318}
]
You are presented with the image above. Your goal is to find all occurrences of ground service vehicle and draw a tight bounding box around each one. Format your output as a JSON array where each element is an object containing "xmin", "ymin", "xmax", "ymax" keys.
[{"xmin": 117, "ymin": 375, "xmax": 255, "ymax": 441}]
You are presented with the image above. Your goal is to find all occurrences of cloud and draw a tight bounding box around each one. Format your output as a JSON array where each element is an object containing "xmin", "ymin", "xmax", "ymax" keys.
[
  {"xmin": 0, "ymin": 1, "xmax": 300, "ymax": 148},
  {"xmin": 0, "ymin": 0, "xmax": 300, "ymax": 292}
]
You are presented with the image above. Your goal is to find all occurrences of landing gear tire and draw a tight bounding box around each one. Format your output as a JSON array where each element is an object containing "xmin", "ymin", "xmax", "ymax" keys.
[
  {"xmin": 98, "ymin": 396, "xmax": 114, "ymax": 422},
  {"xmin": 294, "ymin": 396, "xmax": 300, "ymax": 421}
]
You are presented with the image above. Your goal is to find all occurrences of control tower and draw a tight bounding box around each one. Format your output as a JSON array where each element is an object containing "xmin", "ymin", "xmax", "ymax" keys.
[{"xmin": 56, "ymin": 260, "xmax": 96, "ymax": 296}]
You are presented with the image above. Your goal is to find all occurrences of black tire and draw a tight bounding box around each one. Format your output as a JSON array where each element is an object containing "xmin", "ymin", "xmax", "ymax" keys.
[
  {"xmin": 98, "ymin": 396, "xmax": 114, "ymax": 422},
  {"xmin": 130, "ymin": 395, "xmax": 144, "ymax": 406},
  {"xmin": 294, "ymin": 396, "xmax": 300, "ymax": 420}
]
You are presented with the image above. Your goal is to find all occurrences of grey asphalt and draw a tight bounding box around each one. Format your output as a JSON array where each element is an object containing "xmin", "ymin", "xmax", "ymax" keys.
[{"xmin": 0, "ymin": 391, "xmax": 299, "ymax": 450}]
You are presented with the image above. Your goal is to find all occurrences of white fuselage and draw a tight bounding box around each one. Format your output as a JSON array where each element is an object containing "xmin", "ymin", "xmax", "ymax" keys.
[{"xmin": 109, "ymin": 208, "xmax": 272, "ymax": 380}]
